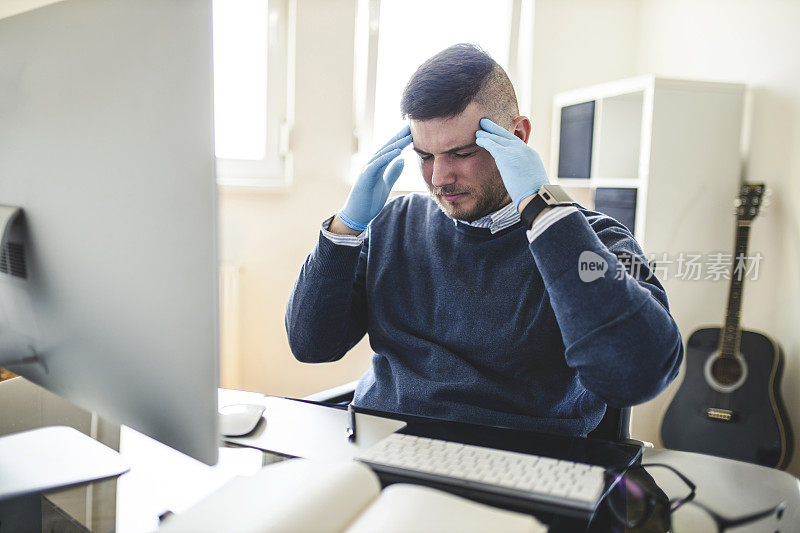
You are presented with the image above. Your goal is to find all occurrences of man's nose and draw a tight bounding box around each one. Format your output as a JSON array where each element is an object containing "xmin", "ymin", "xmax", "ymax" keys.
[{"xmin": 430, "ymin": 158, "xmax": 456, "ymax": 188}]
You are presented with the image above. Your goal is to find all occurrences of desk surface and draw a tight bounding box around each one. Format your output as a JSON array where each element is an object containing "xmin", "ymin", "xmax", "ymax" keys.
[{"xmin": 0, "ymin": 378, "xmax": 797, "ymax": 532}]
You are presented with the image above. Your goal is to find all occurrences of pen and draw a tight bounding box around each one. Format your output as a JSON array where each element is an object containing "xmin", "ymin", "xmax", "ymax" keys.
[{"xmin": 346, "ymin": 404, "xmax": 357, "ymax": 442}]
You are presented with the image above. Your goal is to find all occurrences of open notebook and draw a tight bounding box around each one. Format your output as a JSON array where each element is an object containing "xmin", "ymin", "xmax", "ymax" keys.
[{"xmin": 158, "ymin": 458, "xmax": 546, "ymax": 533}]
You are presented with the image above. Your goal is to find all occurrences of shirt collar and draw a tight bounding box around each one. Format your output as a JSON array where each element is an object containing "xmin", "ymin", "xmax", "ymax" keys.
[{"xmin": 454, "ymin": 201, "xmax": 521, "ymax": 234}]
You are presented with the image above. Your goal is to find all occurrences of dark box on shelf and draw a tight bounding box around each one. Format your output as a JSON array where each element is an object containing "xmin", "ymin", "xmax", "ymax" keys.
[
  {"xmin": 557, "ymin": 101, "xmax": 595, "ymax": 179},
  {"xmin": 594, "ymin": 187, "xmax": 637, "ymax": 234}
]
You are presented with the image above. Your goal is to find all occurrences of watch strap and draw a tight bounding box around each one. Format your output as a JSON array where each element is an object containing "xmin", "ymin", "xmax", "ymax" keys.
[
  {"xmin": 520, "ymin": 193, "xmax": 550, "ymax": 228},
  {"xmin": 520, "ymin": 185, "xmax": 575, "ymax": 228}
]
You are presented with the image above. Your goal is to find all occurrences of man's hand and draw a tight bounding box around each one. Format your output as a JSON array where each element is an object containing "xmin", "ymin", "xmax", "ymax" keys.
[
  {"xmin": 337, "ymin": 125, "xmax": 412, "ymax": 232},
  {"xmin": 475, "ymin": 118, "xmax": 549, "ymax": 212}
]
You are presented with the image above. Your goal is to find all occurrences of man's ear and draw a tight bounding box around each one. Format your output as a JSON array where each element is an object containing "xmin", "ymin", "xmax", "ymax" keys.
[{"xmin": 511, "ymin": 116, "xmax": 532, "ymax": 144}]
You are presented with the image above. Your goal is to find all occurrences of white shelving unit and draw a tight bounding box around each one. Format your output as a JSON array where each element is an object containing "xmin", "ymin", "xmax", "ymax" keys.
[
  {"xmin": 550, "ymin": 75, "xmax": 745, "ymax": 249},
  {"xmin": 551, "ymin": 76, "xmax": 749, "ymax": 442}
]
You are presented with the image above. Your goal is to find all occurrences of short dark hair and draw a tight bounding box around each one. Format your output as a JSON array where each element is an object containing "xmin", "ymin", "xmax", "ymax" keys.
[{"xmin": 400, "ymin": 43, "xmax": 519, "ymax": 124}]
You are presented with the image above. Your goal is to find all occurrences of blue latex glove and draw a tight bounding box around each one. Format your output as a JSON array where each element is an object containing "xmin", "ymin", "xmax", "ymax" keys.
[
  {"xmin": 338, "ymin": 125, "xmax": 412, "ymax": 231},
  {"xmin": 475, "ymin": 118, "xmax": 549, "ymax": 211}
]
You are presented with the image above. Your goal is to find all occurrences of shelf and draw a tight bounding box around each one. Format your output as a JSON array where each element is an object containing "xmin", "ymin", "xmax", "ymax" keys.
[
  {"xmin": 554, "ymin": 177, "xmax": 641, "ymax": 188},
  {"xmin": 558, "ymin": 185, "xmax": 594, "ymax": 209},
  {"xmin": 554, "ymin": 178, "xmax": 592, "ymax": 187},
  {"xmin": 552, "ymin": 76, "xmax": 746, "ymax": 249},
  {"xmin": 593, "ymin": 92, "xmax": 644, "ymax": 180},
  {"xmin": 550, "ymin": 82, "xmax": 647, "ymax": 183},
  {"xmin": 552, "ymin": 75, "xmax": 653, "ymax": 109},
  {"xmin": 593, "ymin": 177, "xmax": 642, "ymax": 188}
]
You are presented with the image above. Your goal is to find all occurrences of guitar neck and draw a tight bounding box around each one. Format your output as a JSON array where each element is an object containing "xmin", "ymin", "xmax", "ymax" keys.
[{"xmin": 720, "ymin": 222, "xmax": 751, "ymax": 357}]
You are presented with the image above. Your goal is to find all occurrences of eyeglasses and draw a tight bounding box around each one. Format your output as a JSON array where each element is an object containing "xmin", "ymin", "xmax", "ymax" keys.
[{"xmin": 601, "ymin": 463, "xmax": 785, "ymax": 532}]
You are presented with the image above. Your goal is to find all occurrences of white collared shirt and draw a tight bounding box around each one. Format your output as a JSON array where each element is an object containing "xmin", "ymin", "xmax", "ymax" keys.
[
  {"xmin": 455, "ymin": 200, "xmax": 520, "ymax": 234},
  {"xmin": 321, "ymin": 197, "xmax": 577, "ymax": 246}
]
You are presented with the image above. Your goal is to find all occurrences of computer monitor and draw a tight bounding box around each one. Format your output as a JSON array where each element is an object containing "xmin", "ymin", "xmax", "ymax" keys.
[{"xmin": 0, "ymin": 0, "xmax": 219, "ymax": 465}]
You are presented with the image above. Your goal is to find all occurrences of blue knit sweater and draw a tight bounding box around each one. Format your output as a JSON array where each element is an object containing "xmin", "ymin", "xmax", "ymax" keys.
[{"xmin": 286, "ymin": 194, "xmax": 683, "ymax": 436}]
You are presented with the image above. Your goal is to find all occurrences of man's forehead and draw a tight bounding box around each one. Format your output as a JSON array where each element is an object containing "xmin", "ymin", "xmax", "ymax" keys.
[
  {"xmin": 409, "ymin": 116, "xmax": 480, "ymax": 154},
  {"xmin": 409, "ymin": 100, "xmax": 487, "ymax": 153}
]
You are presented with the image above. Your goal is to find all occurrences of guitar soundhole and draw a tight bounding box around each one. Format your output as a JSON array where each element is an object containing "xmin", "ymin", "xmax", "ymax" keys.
[{"xmin": 711, "ymin": 358, "xmax": 744, "ymax": 386}]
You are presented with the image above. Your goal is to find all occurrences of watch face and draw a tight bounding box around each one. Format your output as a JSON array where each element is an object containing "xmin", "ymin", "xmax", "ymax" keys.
[
  {"xmin": 540, "ymin": 188, "xmax": 556, "ymax": 204},
  {"xmin": 540, "ymin": 185, "xmax": 573, "ymax": 205}
]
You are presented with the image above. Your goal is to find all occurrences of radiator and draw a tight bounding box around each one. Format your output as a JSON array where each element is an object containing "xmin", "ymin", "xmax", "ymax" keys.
[{"xmin": 219, "ymin": 264, "xmax": 242, "ymax": 388}]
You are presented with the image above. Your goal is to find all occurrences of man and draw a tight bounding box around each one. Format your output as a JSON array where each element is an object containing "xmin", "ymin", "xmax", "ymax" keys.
[{"xmin": 286, "ymin": 44, "xmax": 683, "ymax": 437}]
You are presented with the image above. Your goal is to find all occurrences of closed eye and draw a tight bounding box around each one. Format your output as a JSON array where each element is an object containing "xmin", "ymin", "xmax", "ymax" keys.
[{"xmin": 453, "ymin": 150, "xmax": 478, "ymax": 158}]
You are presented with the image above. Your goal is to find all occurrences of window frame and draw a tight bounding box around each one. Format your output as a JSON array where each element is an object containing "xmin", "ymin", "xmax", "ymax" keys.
[{"xmin": 214, "ymin": 0, "xmax": 295, "ymax": 192}]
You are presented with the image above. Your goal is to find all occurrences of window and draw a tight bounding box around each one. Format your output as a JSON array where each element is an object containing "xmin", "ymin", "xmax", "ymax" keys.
[
  {"xmin": 353, "ymin": 0, "xmax": 532, "ymax": 192},
  {"xmin": 212, "ymin": 0, "xmax": 292, "ymax": 189}
]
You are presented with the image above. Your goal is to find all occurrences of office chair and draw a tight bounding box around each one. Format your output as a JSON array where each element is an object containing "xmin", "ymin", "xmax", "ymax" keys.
[{"xmin": 305, "ymin": 380, "xmax": 635, "ymax": 443}]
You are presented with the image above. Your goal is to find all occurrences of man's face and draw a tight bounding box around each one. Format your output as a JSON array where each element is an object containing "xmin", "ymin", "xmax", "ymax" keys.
[{"xmin": 410, "ymin": 102, "xmax": 511, "ymax": 222}]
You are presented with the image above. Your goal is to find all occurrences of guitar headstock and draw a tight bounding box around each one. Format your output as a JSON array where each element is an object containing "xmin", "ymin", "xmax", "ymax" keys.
[{"xmin": 733, "ymin": 183, "xmax": 765, "ymax": 222}]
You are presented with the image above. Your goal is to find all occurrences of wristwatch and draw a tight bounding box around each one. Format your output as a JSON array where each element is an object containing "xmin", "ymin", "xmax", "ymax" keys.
[{"xmin": 519, "ymin": 184, "xmax": 574, "ymax": 228}]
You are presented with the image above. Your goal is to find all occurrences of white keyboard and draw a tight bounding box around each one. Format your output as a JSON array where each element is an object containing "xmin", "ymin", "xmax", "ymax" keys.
[{"xmin": 357, "ymin": 433, "xmax": 606, "ymax": 512}]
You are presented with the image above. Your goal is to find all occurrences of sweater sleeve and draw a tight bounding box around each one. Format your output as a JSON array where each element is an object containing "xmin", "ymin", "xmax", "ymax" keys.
[
  {"xmin": 528, "ymin": 210, "xmax": 684, "ymax": 407},
  {"xmin": 284, "ymin": 222, "xmax": 369, "ymax": 363}
]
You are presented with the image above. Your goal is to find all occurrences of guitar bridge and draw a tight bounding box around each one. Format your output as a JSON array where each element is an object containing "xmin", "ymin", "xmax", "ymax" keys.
[{"xmin": 705, "ymin": 407, "xmax": 736, "ymax": 422}]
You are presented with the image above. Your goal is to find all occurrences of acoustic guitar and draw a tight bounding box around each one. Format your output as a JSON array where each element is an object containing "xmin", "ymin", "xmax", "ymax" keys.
[{"xmin": 661, "ymin": 183, "xmax": 793, "ymax": 469}]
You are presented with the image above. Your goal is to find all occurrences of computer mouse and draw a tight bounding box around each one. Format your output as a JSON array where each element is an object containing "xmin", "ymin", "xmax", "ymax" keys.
[{"xmin": 219, "ymin": 403, "xmax": 266, "ymax": 437}]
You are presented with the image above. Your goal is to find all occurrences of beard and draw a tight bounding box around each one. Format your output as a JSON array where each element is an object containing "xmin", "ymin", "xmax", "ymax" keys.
[{"xmin": 427, "ymin": 168, "xmax": 512, "ymax": 223}]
